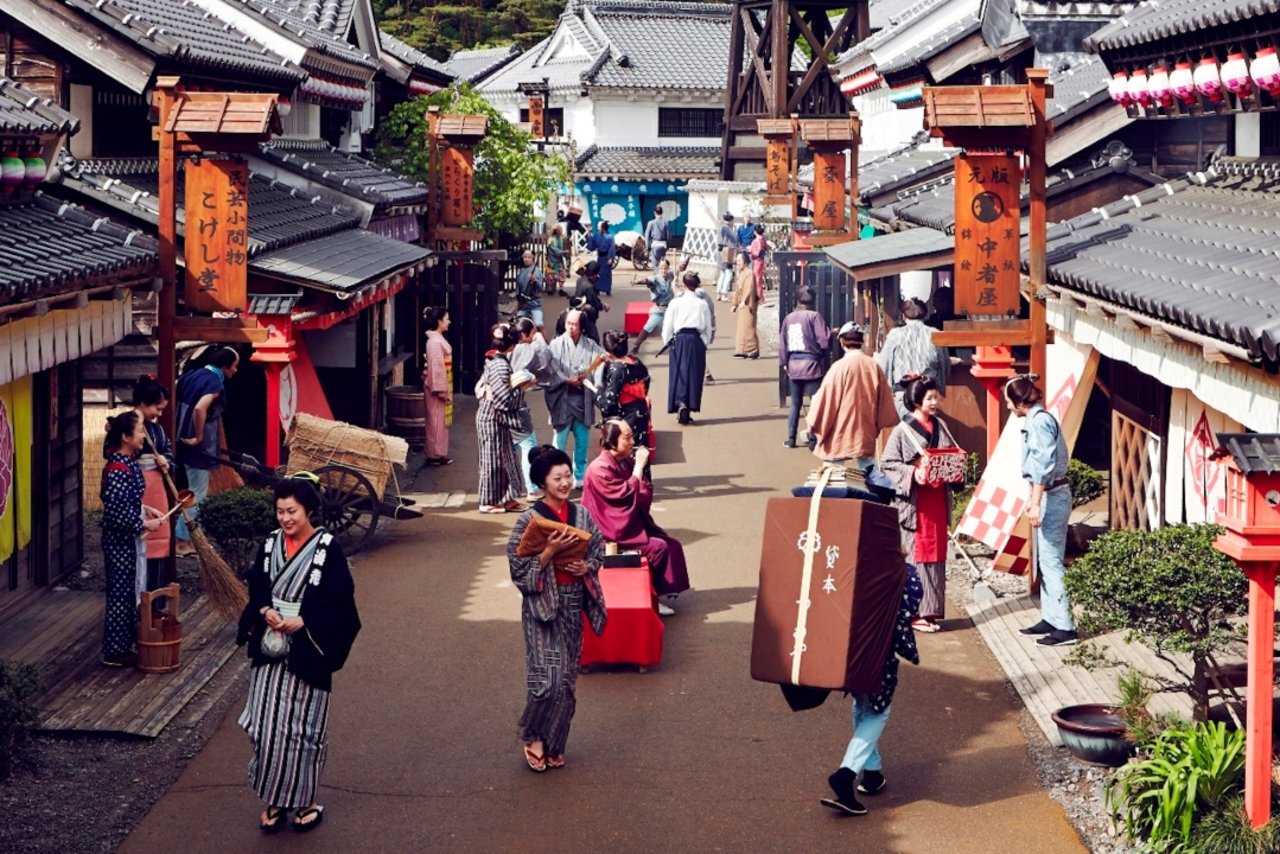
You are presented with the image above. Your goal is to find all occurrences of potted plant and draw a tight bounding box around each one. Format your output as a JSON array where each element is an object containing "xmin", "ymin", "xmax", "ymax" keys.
[{"xmin": 1051, "ymin": 669, "xmax": 1170, "ymax": 767}]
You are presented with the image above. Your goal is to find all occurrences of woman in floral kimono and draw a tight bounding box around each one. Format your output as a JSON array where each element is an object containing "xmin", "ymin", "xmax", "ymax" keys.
[
  {"xmin": 508, "ymin": 445, "xmax": 607, "ymax": 772},
  {"xmin": 879, "ymin": 377, "xmax": 960, "ymax": 633},
  {"xmin": 597, "ymin": 330, "xmax": 651, "ymax": 450},
  {"xmin": 237, "ymin": 476, "xmax": 361, "ymax": 834},
  {"xmin": 422, "ymin": 306, "xmax": 454, "ymax": 466},
  {"xmin": 100, "ymin": 410, "xmax": 163, "ymax": 667}
]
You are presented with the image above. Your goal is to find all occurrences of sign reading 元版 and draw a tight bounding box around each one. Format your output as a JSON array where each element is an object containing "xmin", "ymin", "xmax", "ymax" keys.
[
  {"xmin": 953, "ymin": 153, "xmax": 1020, "ymax": 318},
  {"xmin": 183, "ymin": 157, "xmax": 249, "ymax": 313}
]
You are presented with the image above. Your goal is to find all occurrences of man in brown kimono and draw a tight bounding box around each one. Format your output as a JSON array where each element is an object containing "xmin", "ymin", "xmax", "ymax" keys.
[{"xmin": 806, "ymin": 323, "xmax": 898, "ymax": 469}]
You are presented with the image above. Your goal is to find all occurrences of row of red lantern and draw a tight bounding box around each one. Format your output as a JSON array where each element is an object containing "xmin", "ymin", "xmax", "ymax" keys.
[
  {"xmin": 298, "ymin": 75, "xmax": 368, "ymax": 108},
  {"xmin": 1108, "ymin": 48, "xmax": 1280, "ymax": 109},
  {"xmin": 0, "ymin": 150, "xmax": 46, "ymax": 193}
]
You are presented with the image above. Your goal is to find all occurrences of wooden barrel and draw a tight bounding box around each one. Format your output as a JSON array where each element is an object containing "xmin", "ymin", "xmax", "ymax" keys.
[
  {"xmin": 385, "ymin": 385, "xmax": 426, "ymax": 447},
  {"xmin": 137, "ymin": 584, "xmax": 182, "ymax": 673}
]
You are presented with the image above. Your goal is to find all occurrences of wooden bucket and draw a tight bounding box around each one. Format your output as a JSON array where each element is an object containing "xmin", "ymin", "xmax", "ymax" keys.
[
  {"xmin": 385, "ymin": 385, "xmax": 426, "ymax": 447},
  {"xmin": 137, "ymin": 583, "xmax": 182, "ymax": 674}
]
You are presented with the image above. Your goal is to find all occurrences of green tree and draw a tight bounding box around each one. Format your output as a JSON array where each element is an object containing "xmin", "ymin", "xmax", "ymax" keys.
[{"xmin": 373, "ymin": 85, "xmax": 570, "ymax": 240}]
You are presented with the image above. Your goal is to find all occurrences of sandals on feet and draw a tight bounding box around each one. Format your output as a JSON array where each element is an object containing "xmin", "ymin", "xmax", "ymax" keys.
[
  {"xmin": 292, "ymin": 805, "xmax": 324, "ymax": 832},
  {"xmin": 260, "ymin": 806, "xmax": 290, "ymax": 834},
  {"xmin": 503, "ymin": 501, "xmax": 528, "ymax": 512},
  {"xmin": 479, "ymin": 505, "xmax": 505, "ymax": 514},
  {"xmin": 523, "ymin": 743, "xmax": 548, "ymax": 773},
  {"xmin": 546, "ymin": 754, "xmax": 565, "ymax": 769},
  {"xmin": 911, "ymin": 618, "xmax": 941, "ymax": 633}
]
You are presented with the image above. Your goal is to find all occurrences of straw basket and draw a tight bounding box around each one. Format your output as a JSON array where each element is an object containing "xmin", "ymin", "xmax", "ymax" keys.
[
  {"xmin": 137, "ymin": 583, "xmax": 182, "ymax": 673},
  {"xmin": 285, "ymin": 413, "xmax": 409, "ymax": 498}
]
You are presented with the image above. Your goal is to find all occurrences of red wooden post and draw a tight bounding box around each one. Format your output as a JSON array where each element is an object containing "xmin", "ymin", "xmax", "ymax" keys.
[
  {"xmin": 250, "ymin": 323, "xmax": 294, "ymax": 469},
  {"xmin": 1245, "ymin": 563, "xmax": 1276, "ymax": 827},
  {"xmin": 969, "ymin": 344, "xmax": 1014, "ymax": 462}
]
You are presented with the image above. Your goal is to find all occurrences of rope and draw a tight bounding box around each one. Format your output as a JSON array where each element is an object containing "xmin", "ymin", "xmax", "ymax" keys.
[{"xmin": 790, "ymin": 463, "xmax": 836, "ymax": 684}]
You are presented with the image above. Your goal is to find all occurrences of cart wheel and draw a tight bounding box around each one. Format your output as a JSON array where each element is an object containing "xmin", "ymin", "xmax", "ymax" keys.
[{"xmin": 314, "ymin": 465, "xmax": 380, "ymax": 555}]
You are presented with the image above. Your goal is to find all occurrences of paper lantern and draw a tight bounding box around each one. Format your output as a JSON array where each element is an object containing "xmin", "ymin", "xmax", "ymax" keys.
[
  {"xmin": 1170, "ymin": 61, "xmax": 1196, "ymax": 104},
  {"xmin": 1251, "ymin": 46, "xmax": 1280, "ymax": 96},
  {"xmin": 1108, "ymin": 70, "xmax": 1132, "ymax": 105},
  {"xmin": 22, "ymin": 154, "xmax": 45, "ymax": 190},
  {"xmin": 1222, "ymin": 51, "xmax": 1252, "ymax": 96},
  {"xmin": 1148, "ymin": 64, "xmax": 1173, "ymax": 107},
  {"xmin": 1194, "ymin": 57, "xmax": 1224, "ymax": 102},
  {"xmin": 276, "ymin": 96, "xmax": 291, "ymax": 117},
  {"xmin": 0, "ymin": 151, "xmax": 24, "ymax": 192},
  {"xmin": 1128, "ymin": 69, "xmax": 1152, "ymax": 107}
]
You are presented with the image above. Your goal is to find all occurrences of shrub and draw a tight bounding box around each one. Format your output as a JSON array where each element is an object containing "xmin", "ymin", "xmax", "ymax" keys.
[
  {"xmin": 1189, "ymin": 795, "xmax": 1280, "ymax": 854},
  {"xmin": 0, "ymin": 659, "xmax": 41, "ymax": 780},
  {"xmin": 1067, "ymin": 459, "xmax": 1107, "ymax": 508},
  {"xmin": 198, "ymin": 488, "xmax": 277, "ymax": 575},
  {"xmin": 1064, "ymin": 524, "xmax": 1247, "ymax": 720},
  {"xmin": 1106, "ymin": 721, "xmax": 1245, "ymax": 851}
]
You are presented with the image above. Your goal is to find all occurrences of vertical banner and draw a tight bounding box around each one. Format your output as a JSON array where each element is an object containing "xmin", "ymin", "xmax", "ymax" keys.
[
  {"xmin": 440, "ymin": 146, "xmax": 475, "ymax": 227},
  {"xmin": 953, "ymin": 153, "xmax": 1020, "ymax": 317},
  {"xmin": 528, "ymin": 96, "xmax": 544, "ymax": 139},
  {"xmin": 0, "ymin": 376, "xmax": 33, "ymax": 564},
  {"xmin": 184, "ymin": 157, "xmax": 249, "ymax": 313},
  {"xmin": 811, "ymin": 150, "xmax": 846, "ymax": 231},
  {"xmin": 765, "ymin": 138, "xmax": 789, "ymax": 196}
]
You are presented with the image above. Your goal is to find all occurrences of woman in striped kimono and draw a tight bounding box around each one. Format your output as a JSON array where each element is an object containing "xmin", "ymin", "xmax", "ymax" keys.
[
  {"xmin": 236, "ymin": 477, "xmax": 361, "ymax": 834},
  {"xmin": 508, "ymin": 445, "xmax": 607, "ymax": 772},
  {"xmin": 477, "ymin": 324, "xmax": 528, "ymax": 513}
]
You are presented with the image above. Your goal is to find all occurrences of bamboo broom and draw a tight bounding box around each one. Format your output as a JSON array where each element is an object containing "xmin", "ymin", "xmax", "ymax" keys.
[{"xmin": 155, "ymin": 457, "xmax": 247, "ymax": 621}]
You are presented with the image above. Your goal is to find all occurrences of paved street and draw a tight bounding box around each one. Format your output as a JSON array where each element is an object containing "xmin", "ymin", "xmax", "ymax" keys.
[{"xmin": 120, "ymin": 283, "xmax": 1084, "ymax": 853}]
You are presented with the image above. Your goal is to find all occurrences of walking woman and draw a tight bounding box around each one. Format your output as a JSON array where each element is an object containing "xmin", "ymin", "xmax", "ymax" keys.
[
  {"xmin": 422, "ymin": 306, "xmax": 453, "ymax": 466},
  {"xmin": 731, "ymin": 253, "xmax": 760, "ymax": 358},
  {"xmin": 546, "ymin": 225, "xmax": 566, "ymax": 293},
  {"xmin": 511, "ymin": 317, "xmax": 556, "ymax": 499},
  {"xmin": 879, "ymin": 377, "xmax": 961, "ymax": 633},
  {"xmin": 1006, "ymin": 374, "xmax": 1077, "ymax": 647},
  {"xmin": 597, "ymin": 330, "xmax": 652, "ymax": 450},
  {"xmin": 508, "ymin": 445, "xmax": 607, "ymax": 772},
  {"xmin": 236, "ymin": 476, "xmax": 361, "ymax": 834},
  {"xmin": 100, "ymin": 410, "xmax": 163, "ymax": 667},
  {"xmin": 748, "ymin": 222, "xmax": 769, "ymax": 302},
  {"xmin": 477, "ymin": 323, "xmax": 527, "ymax": 513},
  {"xmin": 132, "ymin": 375, "xmax": 173, "ymax": 590}
]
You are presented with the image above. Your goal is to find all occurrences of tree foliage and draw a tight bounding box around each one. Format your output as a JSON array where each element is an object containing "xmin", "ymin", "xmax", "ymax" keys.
[
  {"xmin": 373, "ymin": 86, "xmax": 570, "ymax": 240},
  {"xmin": 1064, "ymin": 524, "xmax": 1247, "ymax": 719},
  {"xmin": 374, "ymin": 0, "xmax": 566, "ymax": 60}
]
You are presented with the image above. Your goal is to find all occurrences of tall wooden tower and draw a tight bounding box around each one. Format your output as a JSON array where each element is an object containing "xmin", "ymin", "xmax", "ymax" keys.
[{"xmin": 719, "ymin": 0, "xmax": 868, "ymax": 181}]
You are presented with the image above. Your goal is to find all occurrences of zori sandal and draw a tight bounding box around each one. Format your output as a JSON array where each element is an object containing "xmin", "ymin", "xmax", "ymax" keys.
[
  {"xmin": 546, "ymin": 754, "xmax": 565, "ymax": 769},
  {"xmin": 292, "ymin": 805, "xmax": 324, "ymax": 832},
  {"xmin": 259, "ymin": 806, "xmax": 290, "ymax": 834},
  {"xmin": 523, "ymin": 743, "xmax": 547, "ymax": 772}
]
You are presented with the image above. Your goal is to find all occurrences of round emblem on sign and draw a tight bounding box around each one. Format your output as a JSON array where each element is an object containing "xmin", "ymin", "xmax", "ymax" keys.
[{"xmin": 972, "ymin": 191, "xmax": 1004, "ymax": 223}]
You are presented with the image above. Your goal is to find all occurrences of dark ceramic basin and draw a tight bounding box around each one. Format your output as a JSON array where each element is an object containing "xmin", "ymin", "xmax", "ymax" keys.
[{"xmin": 1051, "ymin": 704, "xmax": 1133, "ymax": 767}]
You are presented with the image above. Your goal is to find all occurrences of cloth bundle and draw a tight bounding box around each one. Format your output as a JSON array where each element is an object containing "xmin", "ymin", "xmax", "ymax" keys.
[{"xmin": 515, "ymin": 515, "xmax": 591, "ymax": 568}]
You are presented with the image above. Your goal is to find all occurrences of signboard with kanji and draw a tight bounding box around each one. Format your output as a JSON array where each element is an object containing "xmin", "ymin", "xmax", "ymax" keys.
[
  {"xmin": 811, "ymin": 150, "xmax": 846, "ymax": 231},
  {"xmin": 440, "ymin": 146, "xmax": 476, "ymax": 227},
  {"xmin": 765, "ymin": 138, "xmax": 789, "ymax": 196},
  {"xmin": 184, "ymin": 157, "xmax": 249, "ymax": 313},
  {"xmin": 953, "ymin": 153, "xmax": 1020, "ymax": 317},
  {"xmin": 528, "ymin": 96, "xmax": 544, "ymax": 139}
]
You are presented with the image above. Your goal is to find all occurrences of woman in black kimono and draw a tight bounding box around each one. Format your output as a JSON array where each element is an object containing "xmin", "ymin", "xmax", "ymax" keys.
[
  {"xmin": 237, "ymin": 476, "xmax": 361, "ymax": 834},
  {"xmin": 597, "ymin": 330, "xmax": 651, "ymax": 450}
]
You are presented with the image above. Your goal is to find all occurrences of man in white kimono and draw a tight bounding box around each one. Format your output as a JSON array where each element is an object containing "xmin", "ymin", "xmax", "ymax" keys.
[{"xmin": 547, "ymin": 311, "xmax": 605, "ymax": 486}]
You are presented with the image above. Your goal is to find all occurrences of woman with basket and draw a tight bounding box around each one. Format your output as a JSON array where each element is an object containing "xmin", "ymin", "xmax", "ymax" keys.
[
  {"xmin": 507, "ymin": 445, "xmax": 607, "ymax": 772},
  {"xmin": 880, "ymin": 377, "xmax": 964, "ymax": 633}
]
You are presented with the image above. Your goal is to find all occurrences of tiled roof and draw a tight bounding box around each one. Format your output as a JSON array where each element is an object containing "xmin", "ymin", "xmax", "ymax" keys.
[
  {"xmin": 247, "ymin": 291, "xmax": 303, "ymax": 315},
  {"xmin": 1085, "ymin": 0, "xmax": 1280, "ymax": 53},
  {"xmin": 1044, "ymin": 53, "xmax": 1112, "ymax": 126},
  {"xmin": 252, "ymin": 228, "xmax": 429, "ymax": 292},
  {"xmin": 836, "ymin": 0, "xmax": 957, "ymax": 74},
  {"xmin": 824, "ymin": 227, "xmax": 953, "ymax": 272},
  {"xmin": 876, "ymin": 14, "xmax": 982, "ymax": 76},
  {"xmin": 857, "ymin": 143, "xmax": 960, "ymax": 203},
  {"xmin": 445, "ymin": 45, "xmax": 522, "ymax": 83},
  {"xmin": 0, "ymin": 77, "xmax": 79, "ymax": 136},
  {"xmin": 575, "ymin": 145, "xmax": 719, "ymax": 180},
  {"xmin": 1039, "ymin": 158, "xmax": 1280, "ymax": 362},
  {"xmin": 0, "ymin": 194, "xmax": 157, "ymax": 301},
  {"xmin": 1215, "ymin": 433, "xmax": 1280, "ymax": 474},
  {"xmin": 378, "ymin": 30, "xmax": 451, "ymax": 78},
  {"xmin": 215, "ymin": 0, "xmax": 376, "ymax": 70},
  {"xmin": 258, "ymin": 140, "xmax": 429, "ymax": 210},
  {"xmin": 61, "ymin": 0, "xmax": 304, "ymax": 87}
]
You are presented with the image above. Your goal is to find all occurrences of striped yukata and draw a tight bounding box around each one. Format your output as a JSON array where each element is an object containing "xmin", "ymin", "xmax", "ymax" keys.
[
  {"xmin": 876, "ymin": 319, "xmax": 950, "ymax": 417},
  {"xmin": 477, "ymin": 353, "xmax": 526, "ymax": 506},
  {"xmin": 238, "ymin": 533, "xmax": 333, "ymax": 809},
  {"xmin": 508, "ymin": 502, "xmax": 608, "ymax": 758}
]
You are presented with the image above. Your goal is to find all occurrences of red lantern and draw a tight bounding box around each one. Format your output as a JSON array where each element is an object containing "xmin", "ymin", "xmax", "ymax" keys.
[
  {"xmin": 1128, "ymin": 68, "xmax": 1152, "ymax": 107},
  {"xmin": 1148, "ymin": 64, "xmax": 1173, "ymax": 107},
  {"xmin": 1222, "ymin": 50, "xmax": 1252, "ymax": 96},
  {"xmin": 1251, "ymin": 46, "xmax": 1280, "ymax": 96},
  {"xmin": 1194, "ymin": 56, "xmax": 1224, "ymax": 102},
  {"xmin": 1108, "ymin": 70, "xmax": 1132, "ymax": 106},
  {"xmin": 1170, "ymin": 60, "xmax": 1196, "ymax": 104}
]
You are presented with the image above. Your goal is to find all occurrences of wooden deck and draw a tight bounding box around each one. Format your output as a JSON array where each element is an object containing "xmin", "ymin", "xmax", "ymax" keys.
[
  {"xmin": 0, "ymin": 588, "xmax": 239, "ymax": 738},
  {"xmin": 967, "ymin": 593, "xmax": 1196, "ymax": 746}
]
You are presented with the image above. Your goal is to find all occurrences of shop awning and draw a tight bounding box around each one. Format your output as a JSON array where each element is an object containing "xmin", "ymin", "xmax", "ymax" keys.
[
  {"xmin": 252, "ymin": 228, "xmax": 431, "ymax": 293},
  {"xmin": 823, "ymin": 228, "xmax": 953, "ymax": 280}
]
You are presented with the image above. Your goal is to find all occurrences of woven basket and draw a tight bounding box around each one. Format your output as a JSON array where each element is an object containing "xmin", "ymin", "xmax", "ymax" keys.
[{"xmin": 285, "ymin": 413, "xmax": 408, "ymax": 499}]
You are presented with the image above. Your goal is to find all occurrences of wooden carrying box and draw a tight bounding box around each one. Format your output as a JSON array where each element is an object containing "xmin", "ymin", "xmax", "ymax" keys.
[{"xmin": 751, "ymin": 497, "xmax": 905, "ymax": 693}]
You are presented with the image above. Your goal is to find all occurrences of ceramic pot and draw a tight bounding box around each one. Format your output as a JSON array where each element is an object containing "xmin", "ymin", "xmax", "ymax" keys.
[{"xmin": 1051, "ymin": 704, "xmax": 1133, "ymax": 767}]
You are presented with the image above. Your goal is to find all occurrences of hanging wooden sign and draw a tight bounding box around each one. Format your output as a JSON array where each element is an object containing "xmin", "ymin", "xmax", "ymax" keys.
[
  {"xmin": 183, "ymin": 157, "xmax": 249, "ymax": 313},
  {"xmin": 440, "ymin": 145, "xmax": 476, "ymax": 227},
  {"xmin": 528, "ymin": 96, "xmax": 544, "ymax": 139},
  {"xmin": 765, "ymin": 138, "xmax": 789, "ymax": 196},
  {"xmin": 811, "ymin": 149, "xmax": 846, "ymax": 231},
  {"xmin": 953, "ymin": 153, "xmax": 1020, "ymax": 317}
]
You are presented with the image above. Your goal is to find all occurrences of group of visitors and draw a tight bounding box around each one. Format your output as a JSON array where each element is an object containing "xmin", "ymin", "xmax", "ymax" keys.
[{"xmin": 715, "ymin": 211, "xmax": 770, "ymax": 304}]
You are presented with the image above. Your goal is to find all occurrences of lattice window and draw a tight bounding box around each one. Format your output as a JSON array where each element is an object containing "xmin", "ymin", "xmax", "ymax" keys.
[
  {"xmin": 1111, "ymin": 411, "xmax": 1163, "ymax": 530},
  {"xmin": 658, "ymin": 108, "xmax": 724, "ymax": 138}
]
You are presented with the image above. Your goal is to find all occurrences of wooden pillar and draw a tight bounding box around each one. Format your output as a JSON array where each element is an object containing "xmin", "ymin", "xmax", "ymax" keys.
[
  {"xmin": 1245, "ymin": 563, "xmax": 1277, "ymax": 827},
  {"xmin": 250, "ymin": 324, "xmax": 293, "ymax": 470},
  {"xmin": 155, "ymin": 78, "xmax": 180, "ymax": 444},
  {"xmin": 1027, "ymin": 69, "xmax": 1050, "ymax": 392},
  {"xmin": 970, "ymin": 345, "xmax": 1014, "ymax": 460}
]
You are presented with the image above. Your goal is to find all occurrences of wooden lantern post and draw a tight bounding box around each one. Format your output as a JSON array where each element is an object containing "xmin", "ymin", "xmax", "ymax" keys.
[
  {"xmin": 798, "ymin": 115, "xmax": 860, "ymax": 247},
  {"xmin": 926, "ymin": 70, "xmax": 1052, "ymax": 457},
  {"xmin": 1212, "ymin": 433, "xmax": 1280, "ymax": 828}
]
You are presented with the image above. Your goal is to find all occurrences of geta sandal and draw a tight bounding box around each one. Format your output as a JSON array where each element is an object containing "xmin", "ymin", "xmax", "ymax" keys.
[
  {"xmin": 546, "ymin": 754, "xmax": 565, "ymax": 769},
  {"xmin": 479, "ymin": 505, "xmax": 505, "ymax": 514},
  {"xmin": 523, "ymin": 743, "xmax": 547, "ymax": 772},
  {"xmin": 260, "ymin": 806, "xmax": 290, "ymax": 834},
  {"xmin": 292, "ymin": 805, "xmax": 324, "ymax": 832}
]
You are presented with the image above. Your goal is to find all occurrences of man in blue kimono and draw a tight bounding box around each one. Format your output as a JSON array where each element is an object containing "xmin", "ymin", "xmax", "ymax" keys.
[{"xmin": 585, "ymin": 221, "xmax": 617, "ymax": 296}]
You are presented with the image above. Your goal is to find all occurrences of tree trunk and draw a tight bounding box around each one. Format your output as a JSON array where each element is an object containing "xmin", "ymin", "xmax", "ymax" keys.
[{"xmin": 1192, "ymin": 654, "xmax": 1210, "ymax": 722}]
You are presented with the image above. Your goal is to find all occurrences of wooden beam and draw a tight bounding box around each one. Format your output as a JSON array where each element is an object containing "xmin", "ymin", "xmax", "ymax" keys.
[
  {"xmin": 831, "ymin": 248, "xmax": 955, "ymax": 282},
  {"xmin": 931, "ymin": 319, "xmax": 1035, "ymax": 348},
  {"xmin": 1027, "ymin": 69, "xmax": 1050, "ymax": 392},
  {"xmin": 14, "ymin": 0, "xmax": 155, "ymax": 94},
  {"xmin": 172, "ymin": 317, "xmax": 270, "ymax": 345}
]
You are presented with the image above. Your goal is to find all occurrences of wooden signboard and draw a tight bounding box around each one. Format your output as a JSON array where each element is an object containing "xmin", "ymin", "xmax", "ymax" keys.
[
  {"xmin": 440, "ymin": 146, "xmax": 476, "ymax": 227},
  {"xmin": 183, "ymin": 157, "xmax": 249, "ymax": 313},
  {"xmin": 811, "ymin": 149, "xmax": 846, "ymax": 231},
  {"xmin": 953, "ymin": 153, "xmax": 1020, "ymax": 317},
  {"xmin": 765, "ymin": 138, "xmax": 789, "ymax": 196},
  {"xmin": 528, "ymin": 96, "xmax": 544, "ymax": 139}
]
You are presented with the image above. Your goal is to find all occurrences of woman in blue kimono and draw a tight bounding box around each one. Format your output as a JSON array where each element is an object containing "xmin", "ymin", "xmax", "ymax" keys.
[{"xmin": 585, "ymin": 221, "xmax": 617, "ymax": 296}]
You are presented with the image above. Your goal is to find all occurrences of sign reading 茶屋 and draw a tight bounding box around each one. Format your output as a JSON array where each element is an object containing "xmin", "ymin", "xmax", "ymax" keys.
[
  {"xmin": 183, "ymin": 157, "xmax": 249, "ymax": 313},
  {"xmin": 953, "ymin": 153, "xmax": 1020, "ymax": 318}
]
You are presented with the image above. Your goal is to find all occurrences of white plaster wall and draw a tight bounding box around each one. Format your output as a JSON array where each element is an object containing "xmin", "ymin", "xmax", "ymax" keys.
[
  {"xmin": 852, "ymin": 88, "xmax": 926, "ymax": 158},
  {"xmin": 561, "ymin": 97, "xmax": 597, "ymax": 149},
  {"xmin": 591, "ymin": 97, "xmax": 724, "ymax": 148},
  {"xmin": 1236, "ymin": 113, "xmax": 1261, "ymax": 157}
]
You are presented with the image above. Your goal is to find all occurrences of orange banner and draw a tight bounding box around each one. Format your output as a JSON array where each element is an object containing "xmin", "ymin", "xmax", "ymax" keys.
[
  {"xmin": 440, "ymin": 146, "xmax": 475, "ymax": 227},
  {"xmin": 953, "ymin": 154, "xmax": 1020, "ymax": 317},
  {"xmin": 528, "ymin": 96, "xmax": 544, "ymax": 139},
  {"xmin": 811, "ymin": 150, "xmax": 846, "ymax": 231},
  {"xmin": 765, "ymin": 138, "xmax": 789, "ymax": 196},
  {"xmin": 184, "ymin": 158, "xmax": 249, "ymax": 313}
]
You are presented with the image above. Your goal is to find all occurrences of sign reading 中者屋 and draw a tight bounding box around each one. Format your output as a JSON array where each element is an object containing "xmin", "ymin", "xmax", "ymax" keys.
[
  {"xmin": 184, "ymin": 157, "xmax": 249, "ymax": 313},
  {"xmin": 953, "ymin": 153, "xmax": 1020, "ymax": 318}
]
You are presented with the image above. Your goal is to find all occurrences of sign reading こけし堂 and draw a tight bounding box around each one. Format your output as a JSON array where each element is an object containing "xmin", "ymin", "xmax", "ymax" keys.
[
  {"xmin": 953, "ymin": 153, "xmax": 1020, "ymax": 318},
  {"xmin": 183, "ymin": 157, "xmax": 249, "ymax": 313}
]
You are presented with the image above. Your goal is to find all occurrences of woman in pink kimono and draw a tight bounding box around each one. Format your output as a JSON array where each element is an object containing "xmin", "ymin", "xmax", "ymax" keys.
[
  {"xmin": 581, "ymin": 419, "xmax": 689, "ymax": 615},
  {"xmin": 748, "ymin": 224, "xmax": 769, "ymax": 302},
  {"xmin": 422, "ymin": 307, "xmax": 453, "ymax": 466}
]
